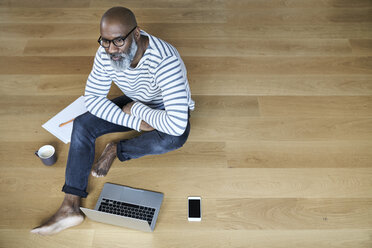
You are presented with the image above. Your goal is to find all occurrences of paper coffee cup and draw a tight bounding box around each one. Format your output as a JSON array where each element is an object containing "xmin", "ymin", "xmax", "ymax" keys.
[{"xmin": 35, "ymin": 145, "xmax": 57, "ymax": 166}]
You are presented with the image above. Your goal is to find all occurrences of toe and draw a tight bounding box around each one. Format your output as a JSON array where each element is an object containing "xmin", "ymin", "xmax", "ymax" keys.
[
  {"xmin": 96, "ymin": 168, "xmax": 105, "ymax": 177},
  {"xmin": 91, "ymin": 171, "xmax": 98, "ymax": 177}
]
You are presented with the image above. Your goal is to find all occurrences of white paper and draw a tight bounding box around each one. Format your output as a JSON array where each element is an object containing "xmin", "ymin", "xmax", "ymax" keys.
[{"xmin": 42, "ymin": 96, "xmax": 88, "ymax": 144}]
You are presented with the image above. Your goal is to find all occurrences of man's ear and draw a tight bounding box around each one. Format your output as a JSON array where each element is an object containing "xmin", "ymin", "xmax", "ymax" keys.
[{"xmin": 134, "ymin": 27, "xmax": 141, "ymax": 40}]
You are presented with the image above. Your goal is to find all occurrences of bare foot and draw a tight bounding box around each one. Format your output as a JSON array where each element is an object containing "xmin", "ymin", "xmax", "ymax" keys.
[
  {"xmin": 31, "ymin": 194, "xmax": 84, "ymax": 235},
  {"xmin": 92, "ymin": 142, "xmax": 117, "ymax": 177}
]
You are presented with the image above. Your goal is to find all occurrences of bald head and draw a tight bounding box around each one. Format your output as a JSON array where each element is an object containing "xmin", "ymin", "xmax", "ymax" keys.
[
  {"xmin": 101, "ymin": 7, "xmax": 137, "ymax": 28},
  {"xmin": 100, "ymin": 7, "xmax": 137, "ymax": 41}
]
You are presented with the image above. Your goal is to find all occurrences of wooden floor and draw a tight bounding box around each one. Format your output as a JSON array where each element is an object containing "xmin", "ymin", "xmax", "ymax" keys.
[{"xmin": 1, "ymin": 0, "xmax": 372, "ymax": 247}]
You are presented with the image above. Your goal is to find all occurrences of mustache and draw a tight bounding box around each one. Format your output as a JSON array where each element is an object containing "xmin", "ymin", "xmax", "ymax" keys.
[{"xmin": 109, "ymin": 52, "xmax": 126, "ymax": 59}]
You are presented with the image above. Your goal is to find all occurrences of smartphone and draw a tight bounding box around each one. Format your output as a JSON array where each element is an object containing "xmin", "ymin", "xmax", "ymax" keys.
[{"xmin": 188, "ymin": 196, "xmax": 201, "ymax": 221}]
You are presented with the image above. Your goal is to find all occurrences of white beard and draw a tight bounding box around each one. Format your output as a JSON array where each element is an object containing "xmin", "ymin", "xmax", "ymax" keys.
[{"xmin": 109, "ymin": 37, "xmax": 138, "ymax": 72}]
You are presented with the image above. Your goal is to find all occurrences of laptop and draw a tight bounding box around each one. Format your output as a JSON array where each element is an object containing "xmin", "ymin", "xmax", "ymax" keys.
[{"xmin": 80, "ymin": 182, "xmax": 164, "ymax": 232}]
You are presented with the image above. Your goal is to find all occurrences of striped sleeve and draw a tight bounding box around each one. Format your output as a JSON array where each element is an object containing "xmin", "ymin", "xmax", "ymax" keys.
[
  {"xmin": 84, "ymin": 49, "xmax": 142, "ymax": 131},
  {"xmin": 131, "ymin": 56, "xmax": 189, "ymax": 136}
]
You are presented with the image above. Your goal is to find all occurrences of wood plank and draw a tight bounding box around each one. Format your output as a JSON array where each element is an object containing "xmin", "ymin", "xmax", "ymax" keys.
[
  {"xmin": 89, "ymin": 0, "xmax": 225, "ymax": 9},
  {"xmin": 189, "ymin": 75, "xmax": 372, "ymax": 96},
  {"xmin": 215, "ymin": 198, "xmax": 372, "ymax": 229},
  {"xmin": 191, "ymin": 95, "xmax": 259, "ymax": 117},
  {"xmin": 0, "ymin": 119, "xmax": 58, "ymax": 142},
  {"xmin": 0, "ymin": 75, "xmax": 87, "ymax": 96},
  {"xmin": 188, "ymin": 116, "xmax": 372, "ymax": 142},
  {"xmin": 170, "ymin": 38, "xmax": 353, "ymax": 56},
  {"xmin": 184, "ymin": 56, "xmax": 372, "ymax": 75},
  {"xmin": 0, "ymin": 56, "xmax": 93, "ymax": 74},
  {"xmin": 0, "ymin": 229, "xmax": 94, "ymax": 248},
  {"xmin": 226, "ymin": 0, "xmax": 372, "ymax": 8},
  {"xmin": 91, "ymin": 229, "xmax": 372, "ymax": 248},
  {"xmin": 0, "ymin": 39, "xmax": 27, "ymax": 56},
  {"xmin": 1, "ymin": 229, "xmax": 369, "ymax": 248},
  {"xmin": 0, "ymin": 0, "xmax": 90, "ymax": 8},
  {"xmin": 111, "ymin": 230, "xmax": 372, "ymax": 248},
  {"xmin": 1, "ymin": 23, "xmax": 372, "ymax": 39},
  {"xmin": 125, "ymin": 23, "xmax": 372, "ymax": 39},
  {"xmin": 0, "ymin": 23, "xmax": 99, "ymax": 39},
  {"xmin": 23, "ymin": 40, "xmax": 98, "ymax": 56},
  {"xmin": 227, "ymin": 8, "xmax": 372, "ymax": 25},
  {"xmin": 2, "ymin": 8, "xmax": 371, "ymax": 25},
  {"xmin": 23, "ymin": 38, "xmax": 353, "ymax": 57},
  {"xmin": 38, "ymin": 75, "xmax": 88, "ymax": 95},
  {"xmin": 350, "ymin": 39, "xmax": 372, "ymax": 55},
  {"xmin": 0, "ymin": 8, "xmax": 226, "ymax": 24},
  {"xmin": 258, "ymin": 96, "xmax": 372, "ymax": 117},
  {"xmin": 150, "ymin": 23, "xmax": 372, "ymax": 39},
  {"xmin": 0, "ymin": 75, "xmax": 40, "ymax": 95},
  {"xmin": 226, "ymin": 141, "xmax": 372, "ymax": 168},
  {"xmin": 0, "ymin": 95, "xmax": 79, "ymax": 116},
  {"xmin": 1, "ymin": 168, "xmax": 372, "ymax": 198}
]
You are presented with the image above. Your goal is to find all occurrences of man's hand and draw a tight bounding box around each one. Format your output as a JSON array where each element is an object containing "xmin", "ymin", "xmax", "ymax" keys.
[
  {"xmin": 122, "ymin": 101, "xmax": 135, "ymax": 115},
  {"xmin": 122, "ymin": 102, "xmax": 154, "ymax": 131},
  {"xmin": 140, "ymin": 121, "xmax": 155, "ymax": 131}
]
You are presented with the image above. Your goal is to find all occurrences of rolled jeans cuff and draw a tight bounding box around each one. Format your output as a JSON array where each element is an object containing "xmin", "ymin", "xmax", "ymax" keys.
[
  {"xmin": 116, "ymin": 140, "xmax": 130, "ymax": 162},
  {"xmin": 62, "ymin": 184, "xmax": 88, "ymax": 198}
]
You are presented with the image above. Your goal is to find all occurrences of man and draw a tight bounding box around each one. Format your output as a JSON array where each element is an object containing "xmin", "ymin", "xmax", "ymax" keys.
[{"xmin": 31, "ymin": 6, "xmax": 194, "ymax": 235}]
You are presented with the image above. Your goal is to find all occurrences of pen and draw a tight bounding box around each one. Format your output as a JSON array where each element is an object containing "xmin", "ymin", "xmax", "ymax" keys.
[{"xmin": 59, "ymin": 118, "xmax": 75, "ymax": 127}]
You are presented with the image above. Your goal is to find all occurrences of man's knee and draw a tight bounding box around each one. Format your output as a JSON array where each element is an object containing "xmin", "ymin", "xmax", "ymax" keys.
[
  {"xmin": 158, "ymin": 128, "xmax": 189, "ymax": 152},
  {"xmin": 172, "ymin": 134, "xmax": 188, "ymax": 149},
  {"xmin": 172, "ymin": 122, "xmax": 190, "ymax": 149},
  {"xmin": 153, "ymin": 136, "xmax": 184, "ymax": 154},
  {"xmin": 72, "ymin": 112, "xmax": 97, "ymax": 137},
  {"xmin": 73, "ymin": 112, "xmax": 89, "ymax": 129}
]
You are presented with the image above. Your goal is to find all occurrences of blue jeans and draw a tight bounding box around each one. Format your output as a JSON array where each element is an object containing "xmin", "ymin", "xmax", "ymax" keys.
[{"xmin": 62, "ymin": 95, "xmax": 191, "ymax": 198}]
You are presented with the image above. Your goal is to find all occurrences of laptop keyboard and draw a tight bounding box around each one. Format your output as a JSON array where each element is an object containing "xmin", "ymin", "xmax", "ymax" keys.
[{"xmin": 98, "ymin": 198, "xmax": 156, "ymax": 226}]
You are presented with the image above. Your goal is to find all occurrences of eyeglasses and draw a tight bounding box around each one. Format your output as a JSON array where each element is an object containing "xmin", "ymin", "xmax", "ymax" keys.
[{"xmin": 97, "ymin": 26, "xmax": 137, "ymax": 48}]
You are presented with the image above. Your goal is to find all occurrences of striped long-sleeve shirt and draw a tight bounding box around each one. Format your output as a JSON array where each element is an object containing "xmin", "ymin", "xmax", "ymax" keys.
[{"xmin": 84, "ymin": 30, "xmax": 195, "ymax": 136}]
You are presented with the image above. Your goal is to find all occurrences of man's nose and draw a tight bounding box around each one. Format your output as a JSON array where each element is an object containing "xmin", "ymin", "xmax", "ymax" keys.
[{"xmin": 107, "ymin": 42, "xmax": 118, "ymax": 54}]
